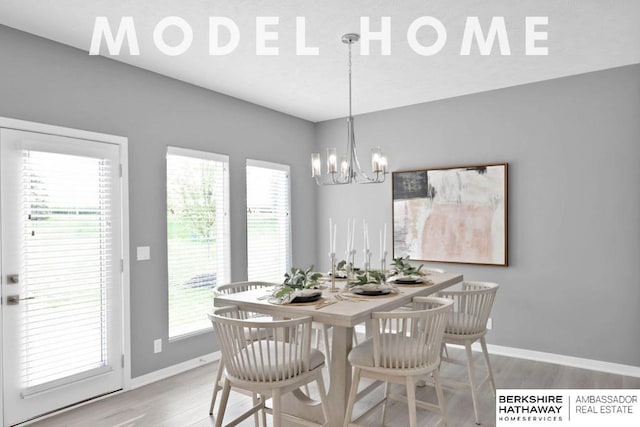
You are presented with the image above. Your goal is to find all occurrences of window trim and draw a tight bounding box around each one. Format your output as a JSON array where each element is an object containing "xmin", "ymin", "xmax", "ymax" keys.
[
  {"xmin": 246, "ymin": 159, "xmax": 292, "ymax": 281},
  {"xmin": 167, "ymin": 146, "xmax": 229, "ymax": 165},
  {"xmin": 247, "ymin": 158, "xmax": 290, "ymax": 173}
]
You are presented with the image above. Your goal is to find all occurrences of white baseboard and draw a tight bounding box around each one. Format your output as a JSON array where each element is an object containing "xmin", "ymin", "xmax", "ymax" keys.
[
  {"xmin": 129, "ymin": 351, "xmax": 221, "ymax": 390},
  {"xmin": 127, "ymin": 341, "xmax": 639, "ymax": 392},
  {"xmin": 448, "ymin": 343, "xmax": 640, "ymax": 378}
]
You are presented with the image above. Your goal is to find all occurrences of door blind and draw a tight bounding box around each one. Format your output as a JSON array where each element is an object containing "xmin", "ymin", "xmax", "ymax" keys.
[
  {"xmin": 20, "ymin": 150, "xmax": 114, "ymax": 393},
  {"xmin": 166, "ymin": 147, "xmax": 229, "ymax": 339},
  {"xmin": 246, "ymin": 160, "xmax": 291, "ymax": 283}
]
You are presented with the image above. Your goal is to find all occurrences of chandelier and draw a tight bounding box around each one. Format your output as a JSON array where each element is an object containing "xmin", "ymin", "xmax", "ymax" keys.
[{"xmin": 311, "ymin": 33, "xmax": 388, "ymax": 185}]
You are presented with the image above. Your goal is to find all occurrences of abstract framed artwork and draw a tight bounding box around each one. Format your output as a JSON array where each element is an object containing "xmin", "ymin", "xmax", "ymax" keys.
[{"xmin": 392, "ymin": 163, "xmax": 508, "ymax": 266}]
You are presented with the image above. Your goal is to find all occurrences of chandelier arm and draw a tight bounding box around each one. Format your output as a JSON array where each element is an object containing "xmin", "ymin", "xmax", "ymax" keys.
[
  {"xmin": 350, "ymin": 118, "xmax": 357, "ymax": 182},
  {"xmin": 314, "ymin": 174, "xmax": 351, "ymax": 186},
  {"xmin": 349, "ymin": 125, "xmax": 373, "ymax": 182},
  {"xmin": 350, "ymin": 118, "xmax": 384, "ymax": 183},
  {"xmin": 346, "ymin": 117, "xmax": 354, "ymax": 183}
]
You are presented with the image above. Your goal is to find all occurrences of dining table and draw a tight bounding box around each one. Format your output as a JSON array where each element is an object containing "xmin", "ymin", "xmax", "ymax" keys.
[{"xmin": 213, "ymin": 271, "xmax": 463, "ymax": 427}]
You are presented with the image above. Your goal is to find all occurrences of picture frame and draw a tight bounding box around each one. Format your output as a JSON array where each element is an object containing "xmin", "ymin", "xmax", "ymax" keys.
[{"xmin": 392, "ymin": 163, "xmax": 508, "ymax": 266}]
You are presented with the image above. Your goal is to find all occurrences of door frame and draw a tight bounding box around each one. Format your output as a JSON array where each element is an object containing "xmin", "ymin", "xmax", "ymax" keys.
[{"xmin": 0, "ymin": 117, "xmax": 131, "ymax": 425}]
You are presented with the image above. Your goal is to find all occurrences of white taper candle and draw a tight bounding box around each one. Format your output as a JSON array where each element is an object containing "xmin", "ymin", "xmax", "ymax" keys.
[
  {"xmin": 351, "ymin": 219, "xmax": 356, "ymax": 252},
  {"xmin": 383, "ymin": 223, "xmax": 387, "ymax": 252},
  {"xmin": 346, "ymin": 219, "xmax": 351, "ymax": 254},
  {"xmin": 332, "ymin": 223, "xmax": 337, "ymax": 253},
  {"xmin": 365, "ymin": 222, "xmax": 369, "ymax": 252},
  {"xmin": 329, "ymin": 217, "xmax": 333, "ymax": 254}
]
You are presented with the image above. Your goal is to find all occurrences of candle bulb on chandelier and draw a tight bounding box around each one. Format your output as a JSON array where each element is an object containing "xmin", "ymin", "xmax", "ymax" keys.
[
  {"xmin": 340, "ymin": 156, "xmax": 349, "ymax": 179},
  {"xmin": 327, "ymin": 147, "xmax": 337, "ymax": 173},
  {"xmin": 372, "ymin": 147, "xmax": 382, "ymax": 172},
  {"xmin": 311, "ymin": 153, "xmax": 321, "ymax": 177}
]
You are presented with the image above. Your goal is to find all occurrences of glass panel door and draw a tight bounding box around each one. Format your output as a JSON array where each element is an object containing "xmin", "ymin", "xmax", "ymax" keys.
[{"xmin": 1, "ymin": 128, "xmax": 123, "ymax": 425}]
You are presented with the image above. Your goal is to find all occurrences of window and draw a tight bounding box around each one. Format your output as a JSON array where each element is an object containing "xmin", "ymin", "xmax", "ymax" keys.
[
  {"xmin": 11, "ymin": 139, "xmax": 121, "ymax": 393},
  {"xmin": 246, "ymin": 160, "xmax": 291, "ymax": 283},
  {"xmin": 166, "ymin": 147, "xmax": 229, "ymax": 339}
]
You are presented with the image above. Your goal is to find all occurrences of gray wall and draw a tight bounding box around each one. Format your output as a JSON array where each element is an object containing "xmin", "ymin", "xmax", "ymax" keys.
[
  {"xmin": 0, "ymin": 25, "xmax": 318, "ymax": 377},
  {"xmin": 315, "ymin": 64, "xmax": 640, "ymax": 367},
  {"xmin": 1, "ymin": 22, "xmax": 638, "ymax": 375}
]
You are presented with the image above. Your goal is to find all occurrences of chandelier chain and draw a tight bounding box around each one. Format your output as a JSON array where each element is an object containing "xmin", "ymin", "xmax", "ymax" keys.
[{"xmin": 348, "ymin": 40, "xmax": 353, "ymax": 119}]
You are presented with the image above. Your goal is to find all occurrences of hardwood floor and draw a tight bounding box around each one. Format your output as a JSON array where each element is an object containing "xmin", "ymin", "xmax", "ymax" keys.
[{"xmin": 29, "ymin": 348, "xmax": 640, "ymax": 427}]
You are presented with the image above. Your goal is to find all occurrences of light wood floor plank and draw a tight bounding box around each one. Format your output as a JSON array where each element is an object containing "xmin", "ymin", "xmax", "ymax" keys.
[{"xmin": 29, "ymin": 348, "xmax": 640, "ymax": 427}]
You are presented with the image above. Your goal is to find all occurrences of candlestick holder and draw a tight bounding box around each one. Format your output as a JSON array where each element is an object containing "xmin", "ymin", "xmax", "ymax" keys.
[
  {"xmin": 363, "ymin": 249, "xmax": 372, "ymax": 273},
  {"xmin": 329, "ymin": 252, "xmax": 338, "ymax": 292},
  {"xmin": 345, "ymin": 258, "xmax": 352, "ymax": 283},
  {"xmin": 345, "ymin": 249, "xmax": 356, "ymax": 282},
  {"xmin": 380, "ymin": 251, "xmax": 388, "ymax": 276}
]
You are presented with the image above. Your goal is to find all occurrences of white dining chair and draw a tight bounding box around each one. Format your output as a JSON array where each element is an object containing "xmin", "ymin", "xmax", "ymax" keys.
[
  {"xmin": 216, "ymin": 281, "xmax": 276, "ymax": 296},
  {"xmin": 437, "ymin": 281, "xmax": 499, "ymax": 425},
  {"xmin": 393, "ymin": 267, "xmax": 446, "ymax": 313},
  {"xmin": 210, "ymin": 306, "xmax": 329, "ymax": 427},
  {"xmin": 219, "ymin": 281, "xmax": 331, "ymax": 360},
  {"xmin": 313, "ymin": 322, "xmax": 332, "ymax": 366},
  {"xmin": 209, "ymin": 281, "xmax": 275, "ymax": 417},
  {"xmin": 343, "ymin": 296, "xmax": 453, "ymax": 427}
]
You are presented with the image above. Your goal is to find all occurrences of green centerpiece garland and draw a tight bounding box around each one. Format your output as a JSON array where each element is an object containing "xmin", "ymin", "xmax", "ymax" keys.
[
  {"xmin": 273, "ymin": 265, "xmax": 322, "ymax": 298},
  {"xmin": 347, "ymin": 270, "xmax": 387, "ymax": 288},
  {"xmin": 390, "ymin": 256, "xmax": 425, "ymax": 276}
]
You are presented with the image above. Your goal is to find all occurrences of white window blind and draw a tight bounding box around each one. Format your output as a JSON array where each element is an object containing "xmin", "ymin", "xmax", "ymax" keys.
[
  {"xmin": 166, "ymin": 147, "xmax": 229, "ymax": 339},
  {"xmin": 246, "ymin": 160, "xmax": 291, "ymax": 283},
  {"xmin": 20, "ymin": 149, "xmax": 114, "ymax": 393}
]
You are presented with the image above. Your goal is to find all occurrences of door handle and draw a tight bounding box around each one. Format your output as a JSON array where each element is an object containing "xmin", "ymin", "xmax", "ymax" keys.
[{"xmin": 6, "ymin": 295, "xmax": 35, "ymax": 305}]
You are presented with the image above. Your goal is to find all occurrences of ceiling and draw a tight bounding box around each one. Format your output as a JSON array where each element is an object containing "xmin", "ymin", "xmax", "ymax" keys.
[{"xmin": 1, "ymin": 0, "xmax": 639, "ymax": 122}]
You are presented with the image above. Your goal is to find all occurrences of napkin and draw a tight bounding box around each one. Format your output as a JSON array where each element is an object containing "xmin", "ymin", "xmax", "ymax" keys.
[
  {"xmin": 388, "ymin": 274, "xmax": 431, "ymax": 284},
  {"xmin": 348, "ymin": 283, "xmax": 400, "ymax": 294},
  {"xmin": 269, "ymin": 288, "xmax": 322, "ymax": 305},
  {"xmin": 328, "ymin": 270, "xmax": 348, "ymax": 279}
]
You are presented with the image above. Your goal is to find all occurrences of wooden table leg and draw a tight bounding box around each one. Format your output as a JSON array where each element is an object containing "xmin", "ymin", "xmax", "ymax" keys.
[
  {"xmin": 280, "ymin": 326, "xmax": 353, "ymax": 427},
  {"xmin": 327, "ymin": 326, "xmax": 353, "ymax": 427}
]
